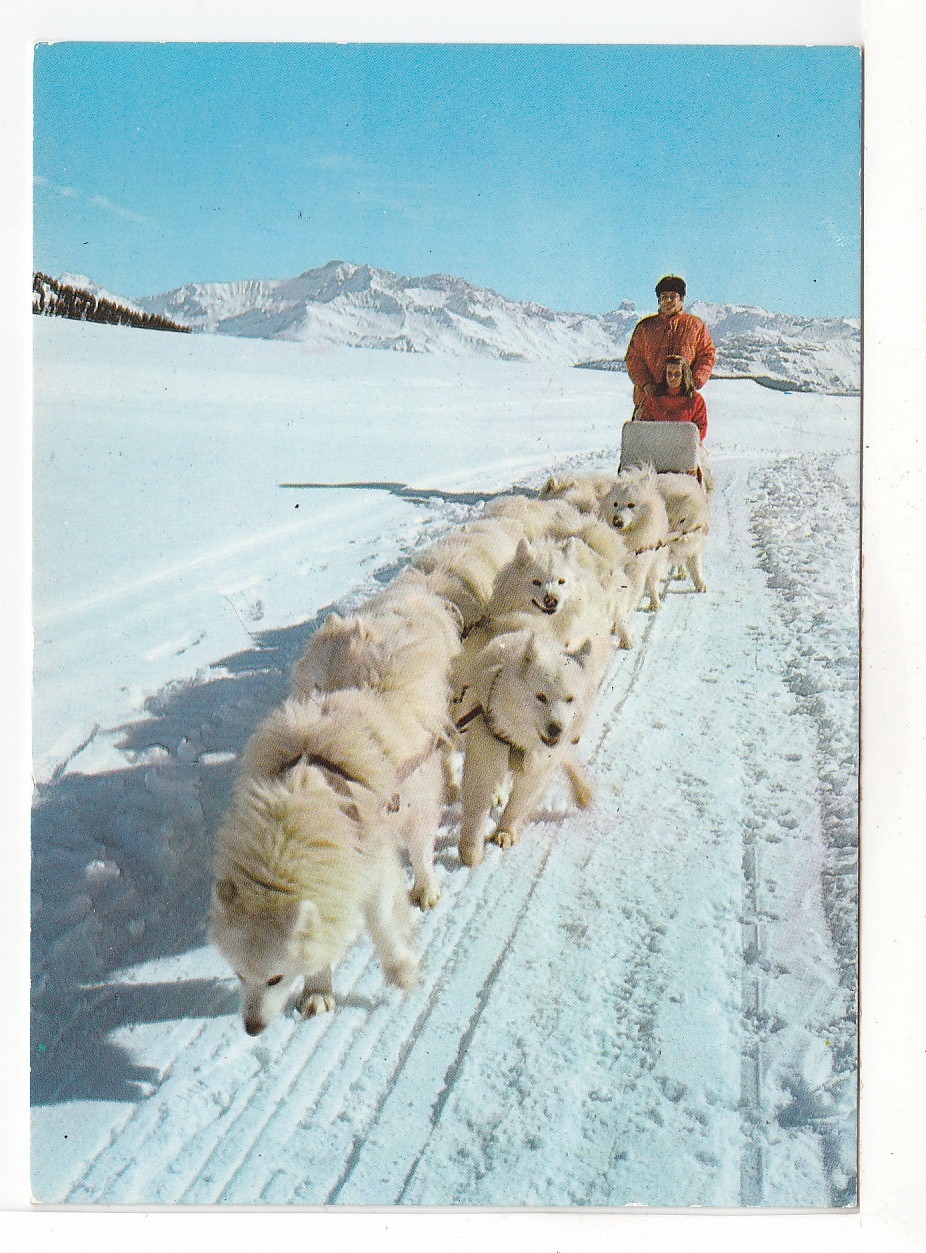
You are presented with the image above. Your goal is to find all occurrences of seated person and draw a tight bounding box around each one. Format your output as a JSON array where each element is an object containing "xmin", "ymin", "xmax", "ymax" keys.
[{"xmin": 637, "ymin": 356, "xmax": 707, "ymax": 441}]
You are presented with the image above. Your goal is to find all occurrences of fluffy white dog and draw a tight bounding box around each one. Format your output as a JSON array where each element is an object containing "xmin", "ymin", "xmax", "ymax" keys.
[
  {"xmin": 450, "ymin": 534, "xmax": 615, "ymax": 741},
  {"xmin": 479, "ymin": 493, "xmax": 588, "ymax": 543},
  {"xmin": 539, "ymin": 472, "xmax": 617, "ymax": 516},
  {"xmin": 486, "ymin": 536, "xmax": 613, "ymax": 648},
  {"xmin": 655, "ymin": 472, "xmax": 710, "ymax": 593},
  {"xmin": 407, "ymin": 514, "xmax": 526, "ymax": 631},
  {"xmin": 292, "ymin": 582, "xmax": 461, "ymax": 731},
  {"xmin": 599, "ymin": 466, "xmax": 671, "ymax": 629},
  {"xmin": 210, "ymin": 690, "xmax": 437, "ymax": 1033},
  {"xmin": 290, "ymin": 579, "xmax": 460, "ymax": 910},
  {"xmin": 455, "ymin": 628, "xmax": 594, "ymax": 868}
]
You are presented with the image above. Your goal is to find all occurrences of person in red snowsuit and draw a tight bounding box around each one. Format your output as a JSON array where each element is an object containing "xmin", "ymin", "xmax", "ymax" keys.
[
  {"xmin": 638, "ymin": 356, "xmax": 708, "ymax": 441},
  {"xmin": 625, "ymin": 275, "xmax": 715, "ymax": 408}
]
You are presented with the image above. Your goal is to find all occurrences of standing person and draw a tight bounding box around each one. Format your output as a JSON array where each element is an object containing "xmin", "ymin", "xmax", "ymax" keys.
[
  {"xmin": 625, "ymin": 275, "xmax": 715, "ymax": 409},
  {"xmin": 637, "ymin": 356, "xmax": 708, "ymax": 441}
]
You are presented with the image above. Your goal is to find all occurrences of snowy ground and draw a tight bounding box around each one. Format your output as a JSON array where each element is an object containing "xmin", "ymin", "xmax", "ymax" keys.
[{"xmin": 31, "ymin": 317, "xmax": 859, "ymax": 1207}]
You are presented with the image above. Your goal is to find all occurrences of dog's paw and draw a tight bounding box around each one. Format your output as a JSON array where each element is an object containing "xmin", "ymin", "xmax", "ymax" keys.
[
  {"xmin": 490, "ymin": 827, "xmax": 518, "ymax": 850},
  {"xmin": 459, "ymin": 833, "xmax": 485, "ymax": 867},
  {"xmin": 299, "ymin": 990, "xmax": 336, "ymax": 1018},
  {"xmin": 410, "ymin": 878, "xmax": 441, "ymax": 910},
  {"xmin": 672, "ymin": 566, "xmax": 687, "ymax": 580},
  {"xmin": 384, "ymin": 953, "xmax": 419, "ymax": 991},
  {"xmin": 573, "ymin": 777, "xmax": 594, "ymax": 809},
  {"xmin": 694, "ymin": 581, "xmax": 708, "ymax": 593}
]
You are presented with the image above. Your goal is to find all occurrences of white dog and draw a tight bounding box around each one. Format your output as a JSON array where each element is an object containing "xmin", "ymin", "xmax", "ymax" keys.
[
  {"xmin": 479, "ymin": 492, "xmax": 588, "ymax": 543},
  {"xmin": 407, "ymin": 514, "xmax": 525, "ymax": 631},
  {"xmin": 540, "ymin": 472, "xmax": 617, "ymax": 516},
  {"xmin": 292, "ymin": 582, "xmax": 461, "ymax": 728},
  {"xmin": 210, "ymin": 690, "xmax": 438, "ymax": 1033},
  {"xmin": 554, "ymin": 514, "xmax": 635, "ymax": 648},
  {"xmin": 486, "ymin": 535, "xmax": 613, "ymax": 649},
  {"xmin": 655, "ymin": 472, "xmax": 710, "ymax": 593},
  {"xmin": 600, "ymin": 466, "xmax": 671, "ymax": 628},
  {"xmin": 450, "ymin": 534, "xmax": 614, "ymax": 737},
  {"xmin": 455, "ymin": 628, "xmax": 594, "ymax": 868},
  {"xmin": 290, "ymin": 580, "xmax": 460, "ymax": 906}
]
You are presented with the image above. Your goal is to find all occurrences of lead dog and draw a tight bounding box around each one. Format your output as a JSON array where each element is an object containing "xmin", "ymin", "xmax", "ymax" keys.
[{"xmin": 209, "ymin": 689, "xmax": 438, "ymax": 1033}]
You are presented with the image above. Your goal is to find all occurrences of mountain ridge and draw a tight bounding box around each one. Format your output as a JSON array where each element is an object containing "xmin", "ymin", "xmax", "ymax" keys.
[{"xmin": 59, "ymin": 260, "xmax": 860, "ymax": 393}]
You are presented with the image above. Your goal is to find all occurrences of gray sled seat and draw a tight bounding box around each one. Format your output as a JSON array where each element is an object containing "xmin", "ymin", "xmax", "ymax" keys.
[{"xmin": 619, "ymin": 419, "xmax": 699, "ymax": 474}]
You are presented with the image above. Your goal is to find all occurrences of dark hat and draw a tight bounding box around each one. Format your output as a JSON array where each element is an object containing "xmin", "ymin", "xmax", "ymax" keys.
[{"xmin": 655, "ymin": 275, "xmax": 686, "ymax": 298}]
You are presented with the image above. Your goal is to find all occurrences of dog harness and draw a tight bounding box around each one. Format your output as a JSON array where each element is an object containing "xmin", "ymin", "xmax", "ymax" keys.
[
  {"xmin": 454, "ymin": 670, "xmax": 528, "ymax": 771},
  {"xmin": 278, "ymin": 739, "xmax": 439, "ymax": 814}
]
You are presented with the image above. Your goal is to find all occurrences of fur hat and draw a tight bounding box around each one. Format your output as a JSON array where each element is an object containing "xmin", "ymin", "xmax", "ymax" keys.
[{"xmin": 655, "ymin": 275, "xmax": 686, "ymax": 298}]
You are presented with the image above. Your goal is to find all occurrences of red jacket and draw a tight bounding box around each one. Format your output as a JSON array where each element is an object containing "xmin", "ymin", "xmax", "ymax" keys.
[
  {"xmin": 638, "ymin": 391, "xmax": 708, "ymax": 441},
  {"xmin": 625, "ymin": 311, "xmax": 716, "ymax": 406}
]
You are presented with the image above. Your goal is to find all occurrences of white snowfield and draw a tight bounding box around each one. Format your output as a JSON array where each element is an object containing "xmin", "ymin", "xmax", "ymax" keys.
[{"xmin": 31, "ymin": 318, "xmax": 858, "ymax": 1208}]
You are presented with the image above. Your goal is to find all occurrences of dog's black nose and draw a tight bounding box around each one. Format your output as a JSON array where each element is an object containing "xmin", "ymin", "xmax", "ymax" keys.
[
  {"xmin": 543, "ymin": 593, "xmax": 558, "ymax": 609},
  {"xmin": 546, "ymin": 721, "xmax": 563, "ymax": 742},
  {"xmin": 244, "ymin": 1019, "xmax": 265, "ymax": 1036}
]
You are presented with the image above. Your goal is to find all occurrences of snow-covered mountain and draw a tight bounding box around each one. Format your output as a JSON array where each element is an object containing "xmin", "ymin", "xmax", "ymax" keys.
[
  {"xmin": 689, "ymin": 300, "xmax": 860, "ymax": 396},
  {"xmin": 59, "ymin": 272, "xmax": 147, "ymax": 315},
  {"xmin": 117, "ymin": 260, "xmax": 858, "ymax": 393}
]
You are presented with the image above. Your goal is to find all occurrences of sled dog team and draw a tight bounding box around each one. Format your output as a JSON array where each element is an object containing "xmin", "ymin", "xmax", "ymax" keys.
[{"xmin": 210, "ymin": 465, "xmax": 711, "ymax": 1035}]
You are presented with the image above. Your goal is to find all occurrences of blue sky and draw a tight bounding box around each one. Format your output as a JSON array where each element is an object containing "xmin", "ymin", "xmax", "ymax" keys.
[{"xmin": 33, "ymin": 43, "xmax": 861, "ymax": 316}]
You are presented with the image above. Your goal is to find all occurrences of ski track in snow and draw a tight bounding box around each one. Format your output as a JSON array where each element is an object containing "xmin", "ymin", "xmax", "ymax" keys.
[{"xmin": 31, "ymin": 445, "xmax": 858, "ymax": 1207}]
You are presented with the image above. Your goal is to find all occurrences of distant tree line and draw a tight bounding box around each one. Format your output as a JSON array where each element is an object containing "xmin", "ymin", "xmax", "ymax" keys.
[{"xmin": 32, "ymin": 272, "xmax": 191, "ymax": 334}]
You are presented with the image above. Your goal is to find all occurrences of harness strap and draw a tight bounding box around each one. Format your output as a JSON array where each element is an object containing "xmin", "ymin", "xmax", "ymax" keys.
[
  {"xmin": 279, "ymin": 751, "xmax": 370, "ymax": 790},
  {"xmin": 635, "ymin": 522, "xmax": 706, "ymax": 555},
  {"xmin": 455, "ymin": 704, "xmax": 483, "ymax": 732},
  {"xmin": 455, "ymin": 683, "xmax": 526, "ymax": 772},
  {"xmin": 280, "ymin": 737, "xmax": 438, "ymax": 815},
  {"xmin": 461, "ymin": 614, "xmax": 487, "ymax": 641}
]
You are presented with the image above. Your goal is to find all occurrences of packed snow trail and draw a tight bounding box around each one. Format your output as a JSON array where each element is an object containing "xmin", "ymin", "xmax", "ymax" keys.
[{"xmin": 32, "ymin": 453, "xmax": 856, "ymax": 1207}]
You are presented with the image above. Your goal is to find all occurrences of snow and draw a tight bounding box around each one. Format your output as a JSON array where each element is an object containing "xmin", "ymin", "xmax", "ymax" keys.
[{"xmin": 31, "ymin": 315, "xmax": 858, "ymax": 1207}]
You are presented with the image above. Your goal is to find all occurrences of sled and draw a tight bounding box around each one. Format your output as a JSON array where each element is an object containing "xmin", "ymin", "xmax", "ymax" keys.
[{"xmin": 619, "ymin": 418, "xmax": 700, "ymax": 475}]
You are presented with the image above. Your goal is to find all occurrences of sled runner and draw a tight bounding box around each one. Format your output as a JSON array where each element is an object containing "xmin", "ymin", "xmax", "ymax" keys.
[{"xmin": 619, "ymin": 418, "xmax": 700, "ymax": 475}]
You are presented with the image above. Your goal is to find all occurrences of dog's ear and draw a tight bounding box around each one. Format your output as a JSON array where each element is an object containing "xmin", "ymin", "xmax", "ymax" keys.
[
  {"xmin": 515, "ymin": 536, "xmax": 532, "ymax": 563},
  {"xmin": 540, "ymin": 476, "xmax": 558, "ymax": 498},
  {"xmin": 293, "ymin": 897, "xmax": 320, "ymax": 936},
  {"xmin": 520, "ymin": 634, "xmax": 539, "ymax": 673},
  {"xmin": 568, "ymin": 639, "xmax": 593, "ymax": 669},
  {"xmin": 213, "ymin": 877, "xmax": 239, "ymax": 914},
  {"xmin": 444, "ymin": 600, "xmax": 465, "ymax": 634}
]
